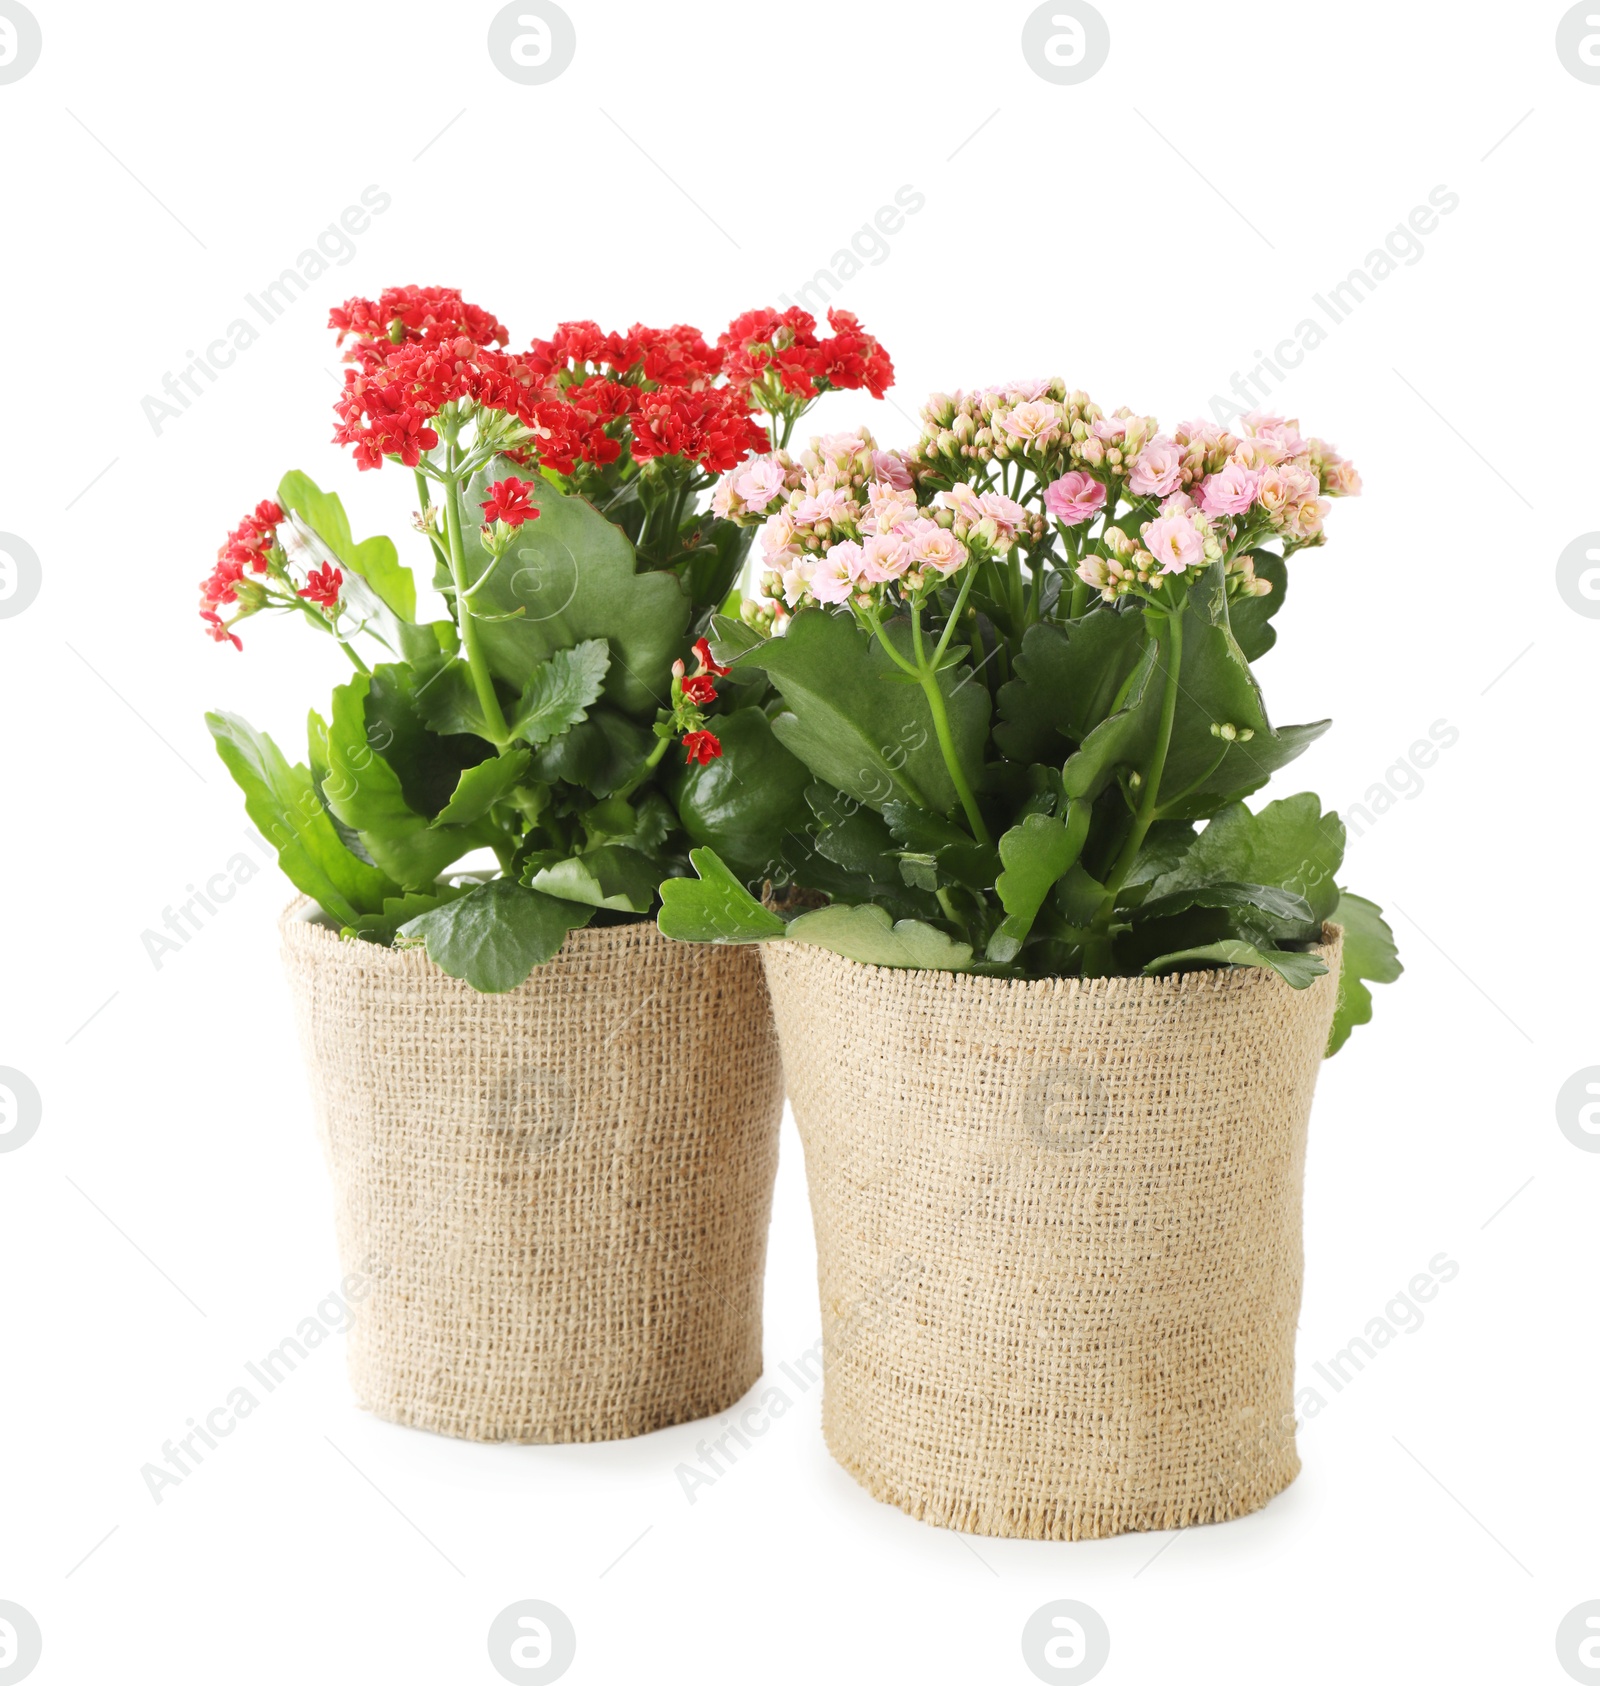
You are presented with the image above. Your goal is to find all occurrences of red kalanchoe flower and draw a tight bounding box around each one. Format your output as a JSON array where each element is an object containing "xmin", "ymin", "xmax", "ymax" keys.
[
  {"xmin": 626, "ymin": 324, "xmax": 723, "ymax": 386},
  {"xmin": 480, "ymin": 477, "xmax": 541, "ymax": 527},
  {"xmin": 298, "ymin": 563, "xmax": 343, "ymax": 612},
  {"xmin": 329, "ymin": 286, "xmax": 508, "ymax": 366},
  {"xmin": 692, "ymin": 636, "xmax": 730, "ymax": 677},
  {"xmin": 682, "ymin": 729, "xmax": 723, "ymax": 766},
  {"xmin": 200, "ymin": 609, "xmax": 242, "ymax": 651},
  {"xmin": 680, "ymin": 673, "xmax": 718, "ymax": 706},
  {"xmin": 630, "ymin": 386, "xmax": 769, "ymax": 474},
  {"xmin": 717, "ymin": 305, "xmax": 894, "ymax": 404},
  {"xmin": 819, "ymin": 308, "xmax": 894, "ymax": 400}
]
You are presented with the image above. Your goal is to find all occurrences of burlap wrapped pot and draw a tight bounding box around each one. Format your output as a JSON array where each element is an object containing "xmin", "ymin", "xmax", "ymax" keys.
[
  {"xmin": 280, "ymin": 901, "xmax": 784, "ymax": 1442},
  {"xmin": 762, "ymin": 929, "xmax": 1342, "ymax": 1541}
]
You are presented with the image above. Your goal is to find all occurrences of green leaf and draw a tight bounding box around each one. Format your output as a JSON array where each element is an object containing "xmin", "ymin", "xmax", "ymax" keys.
[
  {"xmin": 526, "ymin": 845, "xmax": 662, "ymax": 913},
  {"xmin": 206, "ymin": 710, "xmax": 398, "ymax": 924},
  {"xmin": 729, "ymin": 607, "xmax": 990, "ymax": 818},
  {"xmin": 988, "ymin": 803, "xmax": 1091, "ymax": 963},
  {"xmin": 1134, "ymin": 881, "xmax": 1316, "ymax": 933},
  {"xmin": 1326, "ymin": 891, "xmax": 1402, "ymax": 1055},
  {"xmin": 507, "ymin": 639, "xmax": 611, "ymax": 748},
  {"xmin": 994, "ymin": 609, "xmax": 1147, "ymax": 763},
  {"xmin": 676, "ymin": 517, "xmax": 752, "ymax": 610},
  {"xmin": 340, "ymin": 883, "xmax": 472, "ymax": 944},
  {"xmin": 410, "ymin": 658, "xmax": 495, "ymax": 742},
  {"xmin": 365, "ymin": 661, "xmax": 494, "ymax": 816},
  {"xmin": 787, "ymin": 902, "xmax": 973, "ymax": 971},
  {"xmin": 656, "ymin": 847, "xmax": 788, "ymax": 943},
  {"xmin": 667, "ymin": 708, "xmax": 812, "ymax": 876},
  {"xmin": 1142, "ymin": 939, "xmax": 1328, "ymax": 989},
  {"xmin": 706, "ymin": 613, "xmax": 768, "ymax": 668},
  {"xmin": 1061, "ymin": 639, "xmax": 1160, "ymax": 802},
  {"xmin": 1061, "ymin": 594, "xmax": 1328, "ymax": 819},
  {"xmin": 1148, "ymin": 794, "xmax": 1346, "ymax": 923},
  {"xmin": 879, "ymin": 799, "xmax": 999, "ymax": 891},
  {"xmin": 528, "ymin": 708, "xmax": 655, "ymax": 798},
  {"xmin": 400, "ymin": 878, "xmax": 593, "ymax": 993},
  {"xmin": 1117, "ymin": 820, "xmax": 1198, "ymax": 899},
  {"xmin": 462, "ymin": 463, "xmax": 690, "ymax": 718},
  {"xmin": 1229, "ymin": 550, "xmax": 1289, "ymax": 662},
  {"xmin": 431, "ymin": 749, "xmax": 530, "ymax": 827},
  {"xmin": 318, "ymin": 675, "xmax": 486, "ymax": 888},
  {"xmin": 277, "ymin": 469, "xmax": 416, "ymax": 621}
]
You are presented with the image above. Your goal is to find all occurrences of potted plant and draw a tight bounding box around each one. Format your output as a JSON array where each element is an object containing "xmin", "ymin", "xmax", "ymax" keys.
[
  {"xmin": 199, "ymin": 286, "xmax": 895, "ymax": 1442},
  {"xmin": 657, "ymin": 386, "xmax": 1400, "ymax": 1535}
]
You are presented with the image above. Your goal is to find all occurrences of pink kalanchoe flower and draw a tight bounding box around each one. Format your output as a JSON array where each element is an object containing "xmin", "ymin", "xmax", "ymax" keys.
[
  {"xmin": 1128, "ymin": 436, "xmax": 1183, "ymax": 498},
  {"xmin": 979, "ymin": 491, "xmax": 1028, "ymax": 540},
  {"xmin": 1143, "ymin": 512, "xmax": 1206, "ymax": 574},
  {"xmin": 759, "ymin": 511, "xmax": 798, "ymax": 558},
  {"xmin": 997, "ymin": 400, "xmax": 1061, "ymax": 450},
  {"xmin": 863, "ymin": 483, "xmax": 919, "ymax": 537},
  {"xmin": 906, "ymin": 519, "xmax": 969, "ymax": 576},
  {"xmin": 1175, "ymin": 418, "xmax": 1227, "ymax": 448},
  {"xmin": 808, "ymin": 548, "xmax": 858, "ymax": 604},
  {"xmin": 1044, "ymin": 471, "xmax": 1108, "ymax": 525},
  {"xmin": 831, "ymin": 540, "xmax": 867, "ymax": 581},
  {"xmin": 1256, "ymin": 464, "xmax": 1320, "ymax": 526},
  {"xmin": 860, "ymin": 533, "xmax": 912, "ymax": 583},
  {"xmin": 940, "ymin": 483, "xmax": 985, "ymax": 525},
  {"xmin": 778, "ymin": 557, "xmax": 814, "ymax": 607},
  {"xmin": 734, "ymin": 458, "xmax": 786, "ymax": 510},
  {"xmin": 1324, "ymin": 457, "xmax": 1362, "ymax": 497},
  {"xmin": 871, "ymin": 450, "xmax": 913, "ymax": 490},
  {"xmin": 1200, "ymin": 462, "xmax": 1261, "ymax": 517},
  {"xmin": 1243, "ymin": 409, "xmax": 1305, "ymax": 456},
  {"xmin": 1230, "ymin": 434, "xmax": 1287, "ymax": 472}
]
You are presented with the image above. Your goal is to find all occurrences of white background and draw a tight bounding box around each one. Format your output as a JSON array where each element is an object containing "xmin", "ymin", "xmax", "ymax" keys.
[{"xmin": 1, "ymin": 2, "xmax": 1595, "ymax": 1682}]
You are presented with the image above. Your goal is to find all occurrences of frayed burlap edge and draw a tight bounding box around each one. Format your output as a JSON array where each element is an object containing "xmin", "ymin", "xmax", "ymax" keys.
[
  {"xmin": 763, "ymin": 929, "xmax": 1342, "ymax": 1540},
  {"xmin": 280, "ymin": 902, "xmax": 784, "ymax": 1443}
]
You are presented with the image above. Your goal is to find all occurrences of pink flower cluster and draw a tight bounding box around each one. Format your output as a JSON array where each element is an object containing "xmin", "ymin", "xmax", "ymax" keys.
[
  {"xmin": 1065, "ymin": 411, "xmax": 1359, "ymax": 602},
  {"xmin": 714, "ymin": 431, "xmax": 1041, "ymax": 614}
]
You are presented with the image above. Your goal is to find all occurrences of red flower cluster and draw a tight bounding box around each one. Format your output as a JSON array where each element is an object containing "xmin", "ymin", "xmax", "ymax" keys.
[
  {"xmin": 480, "ymin": 477, "xmax": 541, "ymax": 527},
  {"xmin": 670, "ymin": 636, "xmax": 730, "ymax": 764},
  {"xmin": 527, "ymin": 320, "xmax": 722, "ymax": 389},
  {"xmin": 682, "ymin": 730, "xmax": 722, "ymax": 766},
  {"xmin": 629, "ymin": 387, "xmax": 768, "ymax": 475},
  {"xmin": 719, "ymin": 307, "xmax": 894, "ymax": 404},
  {"xmin": 298, "ymin": 563, "xmax": 343, "ymax": 612},
  {"xmin": 330, "ymin": 285, "xmax": 508, "ymax": 358},
  {"xmin": 200, "ymin": 499, "xmax": 282, "ymax": 611},
  {"xmin": 197, "ymin": 499, "xmax": 284, "ymax": 650},
  {"xmin": 331, "ymin": 334, "xmax": 547, "ymax": 470},
  {"xmin": 326, "ymin": 289, "xmax": 895, "ymax": 481}
]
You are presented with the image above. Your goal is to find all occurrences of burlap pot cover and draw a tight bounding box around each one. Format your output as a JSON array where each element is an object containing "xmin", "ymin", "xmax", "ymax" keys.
[
  {"xmin": 762, "ymin": 929, "xmax": 1342, "ymax": 1540},
  {"xmin": 280, "ymin": 902, "xmax": 784, "ymax": 1442}
]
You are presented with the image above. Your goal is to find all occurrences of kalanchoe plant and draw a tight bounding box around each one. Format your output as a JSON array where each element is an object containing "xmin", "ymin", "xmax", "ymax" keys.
[
  {"xmin": 200, "ymin": 285, "xmax": 894, "ymax": 992},
  {"xmin": 657, "ymin": 385, "xmax": 1400, "ymax": 1053}
]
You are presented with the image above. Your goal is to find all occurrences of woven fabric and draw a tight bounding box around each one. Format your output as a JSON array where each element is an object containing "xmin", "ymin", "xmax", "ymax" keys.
[
  {"xmin": 762, "ymin": 931, "xmax": 1342, "ymax": 1540},
  {"xmin": 280, "ymin": 903, "xmax": 784, "ymax": 1443}
]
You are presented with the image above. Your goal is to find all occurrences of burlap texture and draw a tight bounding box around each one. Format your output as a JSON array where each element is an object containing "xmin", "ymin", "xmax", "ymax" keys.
[
  {"xmin": 762, "ymin": 930, "xmax": 1342, "ymax": 1540},
  {"xmin": 280, "ymin": 902, "xmax": 784, "ymax": 1442}
]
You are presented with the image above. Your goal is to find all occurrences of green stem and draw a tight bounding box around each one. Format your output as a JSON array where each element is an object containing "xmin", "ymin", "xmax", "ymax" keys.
[
  {"xmin": 1082, "ymin": 606, "xmax": 1183, "ymax": 971},
  {"xmin": 440, "ymin": 457, "xmax": 510, "ymax": 745},
  {"xmin": 909, "ymin": 601, "xmax": 991, "ymax": 848},
  {"xmin": 613, "ymin": 732, "xmax": 671, "ymax": 803},
  {"xmin": 931, "ymin": 568, "xmax": 977, "ymax": 667},
  {"xmin": 414, "ymin": 469, "xmax": 449, "ymax": 575}
]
